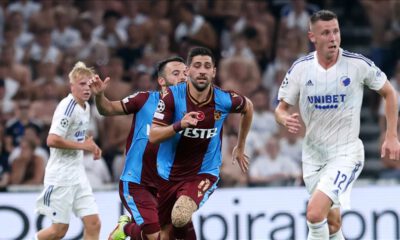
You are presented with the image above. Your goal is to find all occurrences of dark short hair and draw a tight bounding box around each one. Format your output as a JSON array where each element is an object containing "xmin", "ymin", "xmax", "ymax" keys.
[
  {"xmin": 157, "ymin": 56, "xmax": 185, "ymax": 77},
  {"xmin": 187, "ymin": 47, "xmax": 215, "ymax": 66},
  {"xmin": 310, "ymin": 10, "xmax": 337, "ymax": 24}
]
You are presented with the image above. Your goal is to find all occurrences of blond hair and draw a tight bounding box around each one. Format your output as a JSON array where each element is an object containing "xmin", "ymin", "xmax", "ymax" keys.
[{"xmin": 68, "ymin": 61, "xmax": 95, "ymax": 83}]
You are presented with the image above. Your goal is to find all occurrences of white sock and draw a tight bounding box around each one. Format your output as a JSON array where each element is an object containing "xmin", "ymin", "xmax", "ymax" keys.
[
  {"xmin": 34, "ymin": 233, "xmax": 39, "ymax": 240},
  {"xmin": 307, "ymin": 219, "xmax": 329, "ymax": 240},
  {"xmin": 330, "ymin": 228, "xmax": 345, "ymax": 240}
]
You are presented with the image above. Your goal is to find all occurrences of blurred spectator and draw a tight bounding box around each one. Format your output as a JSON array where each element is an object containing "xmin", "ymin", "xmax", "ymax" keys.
[
  {"xmin": 116, "ymin": 22, "xmax": 145, "ymax": 71},
  {"xmin": 7, "ymin": 0, "xmax": 41, "ymax": 30},
  {"xmin": 278, "ymin": 0, "xmax": 318, "ymax": 38},
  {"xmin": 222, "ymin": 32, "xmax": 255, "ymax": 60},
  {"xmin": 360, "ymin": 0, "xmax": 392, "ymax": 69},
  {"xmin": 2, "ymin": 24, "xmax": 25, "ymax": 63},
  {"xmin": 384, "ymin": 0, "xmax": 400, "ymax": 73},
  {"xmin": 249, "ymin": 136, "xmax": 301, "ymax": 186},
  {"xmin": 0, "ymin": 77, "xmax": 15, "ymax": 123},
  {"xmin": 24, "ymin": 27, "xmax": 62, "ymax": 78},
  {"xmin": 83, "ymin": 150, "xmax": 111, "ymax": 189},
  {"xmin": 1, "ymin": 44, "xmax": 31, "ymax": 94},
  {"xmin": 103, "ymin": 57, "xmax": 132, "ymax": 100},
  {"xmin": 379, "ymin": 60, "xmax": 400, "ymax": 134},
  {"xmin": 51, "ymin": 6, "xmax": 80, "ymax": 53},
  {"xmin": 92, "ymin": 10, "xmax": 127, "ymax": 50},
  {"xmin": 262, "ymin": 41, "xmax": 292, "ymax": 89},
  {"xmin": 54, "ymin": 0, "xmax": 79, "ymax": 24},
  {"xmin": 175, "ymin": 2, "xmax": 217, "ymax": 50},
  {"xmin": 75, "ymin": 15, "xmax": 109, "ymax": 67},
  {"xmin": 117, "ymin": 1, "xmax": 148, "ymax": 31},
  {"xmin": 10, "ymin": 137, "xmax": 45, "ymax": 185},
  {"xmin": 280, "ymin": 131, "xmax": 303, "ymax": 166},
  {"xmin": 219, "ymin": 56, "xmax": 261, "ymax": 96},
  {"xmin": 29, "ymin": 0, "xmax": 55, "ymax": 31},
  {"xmin": 5, "ymin": 99, "xmax": 42, "ymax": 153},
  {"xmin": 6, "ymin": 11, "xmax": 34, "ymax": 49},
  {"xmin": 144, "ymin": 33, "xmax": 176, "ymax": 65},
  {"xmin": 134, "ymin": 72, "xmax": 155, "ymax": 92},
  {"xmin": 32, "ymin": 61, "xmax": 65, "ymax": 99},
  {"xmin": 8, "ymin": 124, "xmax": 48, "ymax": 166},
  {"xmin": 0, "ymin": 60, "xmax": 20, "ymax": 103},
  {"xmin": 246, "ymin": 88, "xmax": 279, "ymax": 155},
  {"xmin": 104, "ymin": 114, "xmax": 131, "ymax": 180},
  {"xmin": 29, "ymin": 87, "xmax": 60, "ymax": 128},
  {"xmin": 0, "ymin": 124, "xmax": 10, "ymax": 191},
  {"xmin": 146, "ymin": 0, "xmax": 173, "ymax": 40},
  {"xmin": 220, "ymin": 134, "xmax": 248, "ymax": 187},
  {"xmin": 0, "ymin": 3, "xmax": 4, "ymax": 43}
]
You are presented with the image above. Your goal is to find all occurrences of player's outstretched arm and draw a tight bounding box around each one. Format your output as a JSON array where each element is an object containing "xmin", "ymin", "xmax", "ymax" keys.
[
  {"xmin": 149, "ymin": 111, "xmax": 200, "ymax": 144},
  {"xmin": 47, "ymin": 134, "xmax": 101, "ymax": 159},
  {"xmin": 275, "ymin": 101, "xmax": 301, "ymax": 134},
  {"xmin": 378, "ymin": 81, "xmax": 400, "ymax": 160},
  {"xmin": 89, "ymin": 75, "xmax": 125, "ymax": 116},
  {"xmin": 232, "ymin": 97, "xmax": 253, "ymax": 173}
]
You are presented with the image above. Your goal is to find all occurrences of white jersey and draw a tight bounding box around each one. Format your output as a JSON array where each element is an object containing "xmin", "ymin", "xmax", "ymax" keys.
[
  {"xmin": 278, "ymin": 48, "xmax": 386, "ymax": 164},
  {"xmin": 44, "ymin": 94, "xmax": 90, "ymax": 186}
]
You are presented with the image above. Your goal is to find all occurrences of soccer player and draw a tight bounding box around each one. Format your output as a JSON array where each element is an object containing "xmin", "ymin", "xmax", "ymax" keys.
[
  {"xmin": 149, "ymin": 47, "xmax": 253, "ymax": 239},
  {"xmin": 35, "ymin": 62, "xmax": 102, "ymax": 240},
  {"xmin": 275, "ymin": 10, "xmax": 400, "ymax": 240},
  {"xmin": 89, "ymin": 56, "xmax": 186, "ymax": 240}
]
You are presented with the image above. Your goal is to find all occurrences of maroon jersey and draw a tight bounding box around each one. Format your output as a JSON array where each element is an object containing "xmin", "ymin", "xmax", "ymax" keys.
[{"xmin": 153, "ymin": 82, "xmax": 246, "ymax": 181}]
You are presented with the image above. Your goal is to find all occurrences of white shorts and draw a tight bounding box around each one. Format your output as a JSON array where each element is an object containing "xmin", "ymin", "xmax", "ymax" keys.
[
  {"xmin": 36, "ymin": 182, "xmax": 98, "ymax": 224},
  {"xmin": 303, "ymin": 156, "xmax": 364, "ymax": 210}
]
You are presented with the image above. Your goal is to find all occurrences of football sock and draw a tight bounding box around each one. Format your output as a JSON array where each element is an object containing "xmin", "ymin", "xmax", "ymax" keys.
[
  {"xmin": 307, "ymin": 219, "xmax": 329, "ymax": 240},
  {"xmin": 330, "ymin": 228, "xmax": 345, "ymax": 240}
]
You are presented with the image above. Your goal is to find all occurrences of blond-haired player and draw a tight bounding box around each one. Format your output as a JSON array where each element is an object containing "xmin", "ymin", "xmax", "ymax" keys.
[{"xmin": 35, "ymin": 62, "xmax": 102, "ymax": 240}]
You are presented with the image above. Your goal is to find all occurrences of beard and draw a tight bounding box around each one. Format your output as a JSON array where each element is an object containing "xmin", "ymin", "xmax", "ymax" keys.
[{"xmin": 189, "ymin": 76, "xmax": 210, "ymax": 92}]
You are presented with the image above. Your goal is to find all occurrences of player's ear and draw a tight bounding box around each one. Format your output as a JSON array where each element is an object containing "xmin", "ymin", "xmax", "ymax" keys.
[
  {"xmin": 308, "ymin": 31, "xmax": 315, "ymax": 43},
  {"xmin": 212, "ymin": 67, "xmax": 216, "ymax": 79},
  {"xmin": 158, "ymin": 77, "xmax": 165, "ymax": 87}
]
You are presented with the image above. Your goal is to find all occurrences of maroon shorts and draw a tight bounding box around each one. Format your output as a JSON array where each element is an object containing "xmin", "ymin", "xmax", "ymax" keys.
[
  {"xmin": 119, "ymin": 180, "xmax": 160, "ymax": 234},
  {"xmin": 157, "ymin": 174, "xmax": 218, "ymax": 226}
]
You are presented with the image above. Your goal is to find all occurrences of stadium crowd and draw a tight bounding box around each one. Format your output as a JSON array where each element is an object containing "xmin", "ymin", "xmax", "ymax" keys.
[{"xmin": 0, "ymin": 0, "xmax": 399, "ymax": 191}]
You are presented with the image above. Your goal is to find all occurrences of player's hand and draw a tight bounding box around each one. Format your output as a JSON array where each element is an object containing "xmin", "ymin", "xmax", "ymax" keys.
[
  {"xmin": 381, "ymin": 136, "xmax": 400, "ymax": 161},
  {"xmin": 284, "ymin": 113, "xmax": 301, "ymax": 134},
  {"xmin": 232, "ymin": 146, "xmax": 249, "ymax": 173},
  {"xmin": 181, "ymin": 111, "xmax": 200, "ymax": 128},
  {"xmin": 88, "ymin": 75, "xmax": 110, "ymax": 95},
  {"xmin": 93, "ymin": 145, "xmax": 102, "ymax": 160}
]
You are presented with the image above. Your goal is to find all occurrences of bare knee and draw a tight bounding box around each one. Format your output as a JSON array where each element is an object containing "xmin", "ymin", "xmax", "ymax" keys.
[
  {"xmin": 171, "ymin": 196, "xmax": 197, "ymax": 228},
  {"xmin": 306, "ymin": 205, "xmax": 326, "ymax": 223}
]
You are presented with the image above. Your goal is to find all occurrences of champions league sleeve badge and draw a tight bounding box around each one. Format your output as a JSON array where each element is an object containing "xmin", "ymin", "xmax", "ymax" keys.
[{"xmin": 60, "ymin": 118, "xmax": 69, "ymax": 128}]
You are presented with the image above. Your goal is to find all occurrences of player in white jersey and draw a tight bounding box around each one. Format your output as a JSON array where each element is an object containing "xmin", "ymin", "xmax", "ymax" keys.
[
  {"xmin": 275, "ymin": 10, "xmax": 400, "ymax": 240},
  {"xmin": 35, "ymin": 62, "xmax": 102, "ymax": 240}
]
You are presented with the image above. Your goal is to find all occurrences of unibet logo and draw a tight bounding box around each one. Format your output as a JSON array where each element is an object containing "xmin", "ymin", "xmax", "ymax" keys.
[{"xmin": 181, "ymin": 128, "xmax": 218, "ymax": 139}]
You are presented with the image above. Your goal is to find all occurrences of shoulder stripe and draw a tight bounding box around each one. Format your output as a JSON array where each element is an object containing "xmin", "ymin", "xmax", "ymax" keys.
[
  {"xmin": 342, "ymin": 50, "xmax": 373, "ymax": 66},
  {"xmin": 288, "ymin": 54, "xmax": 314, "ymax": 73},
  {"xmin": 64, "ymin": 100, "xmax": 77, "ymax": 117},
  {"xmin": 64, "ymin": 99, "xmax": 74, "ymax": 116},
  {"xmin": 342, "ymin": 54, "xmax": 372, "ymax": 66}
]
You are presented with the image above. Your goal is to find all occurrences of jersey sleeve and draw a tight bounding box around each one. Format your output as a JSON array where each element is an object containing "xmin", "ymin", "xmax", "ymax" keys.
[
  {"xmin": 121, "ymin": 91, "xmax": 150, "ymax": 114},
  {"xmin": 49, "ymin": 101, "xmax": 75, "ymax": 137},
  {"xmin": 152, "ymin": 88, "xmax": 175, "ymax": 126},
  {"xmin": 277, "ymin": 66, "xmax": 301, "ymax": 106},
  {"xmin": 228, "ymin": 91, "xmax": 247, "ymax": 113},
  {"xmin": 362, "ymin": 62, "xmax": 387, "ymax": 91}
]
